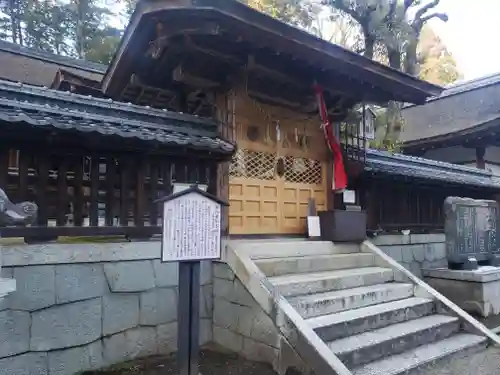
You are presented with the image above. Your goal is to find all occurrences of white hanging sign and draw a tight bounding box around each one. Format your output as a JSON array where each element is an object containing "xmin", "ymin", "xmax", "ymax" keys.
[{"xmin": 158, "ymin": 187, "xmax": 225, "ymax": 262}]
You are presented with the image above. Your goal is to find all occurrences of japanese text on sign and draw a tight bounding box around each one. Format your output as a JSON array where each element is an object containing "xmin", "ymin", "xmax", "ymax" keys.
[{"xmin": 161, "ymin": 192, "xmax": 221, "ymax": 262}]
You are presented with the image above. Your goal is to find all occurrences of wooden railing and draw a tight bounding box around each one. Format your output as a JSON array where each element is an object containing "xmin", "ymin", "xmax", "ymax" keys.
[
  {"xmin": 339, "ymin": 109, "xmax": 368, "ymax": 167},
  {"xmin": 0, "ymin": 149, "xmax": 216, "ymax": 242}
]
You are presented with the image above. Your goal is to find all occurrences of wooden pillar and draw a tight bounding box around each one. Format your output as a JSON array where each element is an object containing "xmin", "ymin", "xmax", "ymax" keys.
[
  {"xmin": 215, "ymin": 91, "xmax": 232, "ymax": 236},
  {"xmin": 476, "ymin": 146, "xmax": 486, "ymax": 169}
]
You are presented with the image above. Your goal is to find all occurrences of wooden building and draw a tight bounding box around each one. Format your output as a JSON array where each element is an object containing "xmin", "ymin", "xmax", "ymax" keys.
[
  {"xmin": 99, "ymin": 0, "xmax": 441, "ymax": 237},
  {"xmin": 0, "ymin": 39, "xmax": 105, "ymax": 88},
  {"xmin": 7, "ymin": 0, "xmax": 494, "ymax": 241},
  {"xmin": 401, "ymin": 73, "xmax": 500, "ymax": 173},
  {"xmin": 359, "ymin": 149, "xmax": 500, "ymax": 234},
  {"xmin": 0, "ymin": 79, "xmax": 232, "ymax": 241}
]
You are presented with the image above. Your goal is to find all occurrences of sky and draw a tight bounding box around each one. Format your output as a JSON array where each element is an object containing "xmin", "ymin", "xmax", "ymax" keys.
[{"xmin": 429, "ymin": 0, "xmax": 499, "ymax": 81}]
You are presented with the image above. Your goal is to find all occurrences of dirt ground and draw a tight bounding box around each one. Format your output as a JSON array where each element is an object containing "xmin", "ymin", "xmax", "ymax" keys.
[{"xmin": 82, "ymin": 349, "xmax": 279, "ymax": 375}]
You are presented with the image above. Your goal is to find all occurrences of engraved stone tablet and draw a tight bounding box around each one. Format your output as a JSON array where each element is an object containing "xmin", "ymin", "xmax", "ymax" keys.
[
  {"xmin": 444, "ymin": 197, "xmax": 498, "ymax": 270},
  {"xmin": 157, "ymin": 186, "xmax": 226, "ymax": 262}
]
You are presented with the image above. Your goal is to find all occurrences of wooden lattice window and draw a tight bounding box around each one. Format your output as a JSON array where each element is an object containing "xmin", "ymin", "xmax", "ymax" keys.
[
  {"xmin": 283, "ymin": 156, "xmax": 322, "ymax": 184},
  {"xmin": 229, "ymin": 149, "xmax": 276, "ymax": 180}
]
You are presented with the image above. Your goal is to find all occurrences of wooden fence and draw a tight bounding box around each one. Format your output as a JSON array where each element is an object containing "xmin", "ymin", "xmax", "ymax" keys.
[
  {"xmin": 362, "ymin": 178, "xmax": 497, "ymax": 234},
  {"xmin": 0, "ymin": 148, "xmax": 216, "ymax": 242}
]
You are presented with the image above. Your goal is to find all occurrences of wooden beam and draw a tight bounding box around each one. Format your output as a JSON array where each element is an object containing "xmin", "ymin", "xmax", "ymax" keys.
[
  {"xmin": 247, "ymin": 89, "xmax": 308, "ymax": 111},
  {"xmin": 146, "ymin": 22, "xmax": 222, "ymax": 60},
  {"xmin": 185, "ymin": 36, "xmax": 242, "ymax": 64},
  {"xmin": 172, "ymin": 64, "xmax": 221, "ymax": 89},
  {"xmin": 247, "ymin": 55, "xmax": 306, "ymax": 88}
]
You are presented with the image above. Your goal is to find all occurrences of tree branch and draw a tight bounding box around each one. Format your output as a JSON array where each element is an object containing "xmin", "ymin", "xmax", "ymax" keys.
[
  {"xmin": 383, "ymin": 0, "xmax": 398, "ymax": 23},
  {"xmin": 331, "ymin": 0, "xmax": 363, "ymax": 24},
  {"xmin": 420, "ymin": 12, "xmax": 448, "ymax": 23},
  {"xmin": 404, "ymin": 0, "xmax": 417, "ymax": 11},
  {"xmin": 414, "ymin": 0, "xmax": 440, "ymax": 21}
]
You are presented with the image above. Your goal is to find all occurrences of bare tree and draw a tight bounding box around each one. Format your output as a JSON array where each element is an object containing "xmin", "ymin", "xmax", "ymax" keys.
[{"xmin": 323, "ymin": 0, "xmax": 450, "ymax": 146}]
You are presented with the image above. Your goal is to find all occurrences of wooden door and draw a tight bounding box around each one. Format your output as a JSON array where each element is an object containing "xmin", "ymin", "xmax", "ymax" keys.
[{"xmin": 228, "ymin": 95, "xmax": 328, "ymax": 235}]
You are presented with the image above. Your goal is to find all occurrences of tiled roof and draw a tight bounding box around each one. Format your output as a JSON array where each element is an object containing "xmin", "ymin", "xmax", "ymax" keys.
[
  {"xmin": 365, "ymin": 149, "xmax": 500, "ymax": 189},
  {"xmin": 0, "ymin": 40, "xmax": 105, "ymax": 87},
  {"xmin": 0, "ymin": 40, "xmax": 107, "ymax": 74},
  {"xmin": 401, "ymin": 72, "xmax": 500, "ymax": 144},
  {"xmin": 0, "ymin": 80, "xmax": 234, "ymax": 155}
]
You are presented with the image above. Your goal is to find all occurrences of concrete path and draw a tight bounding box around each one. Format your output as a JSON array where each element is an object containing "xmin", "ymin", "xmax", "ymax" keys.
[{"xmin": 416, "ymin": 346, "xmax": 500, "ymax": 375}]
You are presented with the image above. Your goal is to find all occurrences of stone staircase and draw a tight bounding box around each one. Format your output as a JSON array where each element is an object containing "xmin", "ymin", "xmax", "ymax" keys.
[{"xmin": 233, "ymin": 240, "xmax": 494, "ymax": 375}]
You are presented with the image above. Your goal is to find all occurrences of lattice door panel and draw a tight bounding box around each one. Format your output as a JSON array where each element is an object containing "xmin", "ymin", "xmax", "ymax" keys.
[
  {"xmin": 229, "ymin": 179, "xmax": 281, "ymax": 235},
  {"xmin": 280, "ymin": 156, "xmax": 327, "ymax": 234},
  {"xmin": 281, "ymin": 185, "xmax": 327, "ymax": 233},
  {"xmin": 283, "ymin": 156, "xmax": 323, "ymax": 185},
  {"xmin": 229, "ymin": 149, "xmax": 277, "ymax": 181}
]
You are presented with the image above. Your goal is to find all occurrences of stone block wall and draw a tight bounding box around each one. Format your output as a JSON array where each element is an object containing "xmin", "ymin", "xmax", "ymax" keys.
[
  {"xmin": 212, "ymin": 261, "xmax": 281, "ymax": 367},
  {"xmin": 371, "ymin": 234, "xmax": 446, "ymax": 277},
  {"xmin": 0, "ymin": 242, "xmax": 213, "ymax": 375}
]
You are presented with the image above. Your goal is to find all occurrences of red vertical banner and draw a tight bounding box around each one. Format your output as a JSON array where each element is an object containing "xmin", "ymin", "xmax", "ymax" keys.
[{"xmin": 313, "ymin": 84, "xmax": 347, "ymax": 193}]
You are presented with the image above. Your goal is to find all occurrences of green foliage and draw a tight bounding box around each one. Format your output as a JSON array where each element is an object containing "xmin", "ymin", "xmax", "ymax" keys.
[
  {"xmin": 0, "ymin": 0, "xmax": 123, "ymax": 63},
  {"xmin": 243, "ymin": 0, "xmax": 315, "ymax": 27},
  {"xmin": 324, "ymin": 0, "xmax": 459, "ymax": 147},
  {"xmin": 417, "ymin": 25, "xmax": 462, "ymax": 85}
]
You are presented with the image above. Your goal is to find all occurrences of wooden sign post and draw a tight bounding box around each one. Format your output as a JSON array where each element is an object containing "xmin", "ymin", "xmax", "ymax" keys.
[{"xmin": 156, "ymin": 185, "xmax": 228, "ymax": 375}]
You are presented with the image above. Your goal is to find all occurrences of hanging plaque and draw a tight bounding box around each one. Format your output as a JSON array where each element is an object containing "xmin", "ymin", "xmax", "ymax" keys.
[{"xmin": 156, "ymin": 186, "xmax": 227, "ymax": 262}]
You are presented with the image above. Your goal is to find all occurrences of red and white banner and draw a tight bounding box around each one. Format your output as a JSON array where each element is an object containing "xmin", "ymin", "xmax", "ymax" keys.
[{"xmin": 313, "ymin": 84, "xmax": 347, "ymax": 193}]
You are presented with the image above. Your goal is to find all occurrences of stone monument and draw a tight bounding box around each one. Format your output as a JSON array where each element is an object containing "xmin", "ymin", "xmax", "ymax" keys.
[
  {"xmin": 444, "ymin": 196, "xmax": 498, "ymax": 270},
  {"xmin": 0, "ymin": 188, "xmax": 38, "ymax": 303},
  {"xmin": 423, "ymin": 196, "xmax": 500, "ymax": 317}
]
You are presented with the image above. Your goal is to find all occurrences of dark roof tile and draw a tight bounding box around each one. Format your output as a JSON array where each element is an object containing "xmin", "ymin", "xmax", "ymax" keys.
[
  {"xmin": 0, "ymin": 80, "xmax": 234, "ymax": 155},
  {"xmin": 401, "ymin": 72, "xmax": 500, "ymax": 144},
  {"xmin": 365, "ymin": 149, "xmax": 500, "ymax": 188}
]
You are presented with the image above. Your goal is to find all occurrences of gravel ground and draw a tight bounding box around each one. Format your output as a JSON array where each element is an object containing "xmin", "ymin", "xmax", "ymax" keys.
[
  {"xmin": 82, "ymin": 349, "xmax": 278, "ymax": 375},
  {"xmin": 414, "ymin": 346, "xmax": 500, "ymax": 375}
]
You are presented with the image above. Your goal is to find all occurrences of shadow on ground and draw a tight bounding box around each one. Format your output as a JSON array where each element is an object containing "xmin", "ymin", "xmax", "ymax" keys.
[{"xmin": 82, "ymin": 349, "xmax": 279, "ymax": 375}]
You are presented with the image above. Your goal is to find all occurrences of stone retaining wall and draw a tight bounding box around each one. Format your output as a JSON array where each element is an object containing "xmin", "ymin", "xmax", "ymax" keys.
[
  {"xmin": 0, "ymin": 242, "xmax": 213, "ymax": 375},
  {"xmin": 371, "ymin": 233, "xmax": 446, "ymax": 277},
  {"xmin": 212, "ymin": 261, "xmax": 281, "ymax": 368}
]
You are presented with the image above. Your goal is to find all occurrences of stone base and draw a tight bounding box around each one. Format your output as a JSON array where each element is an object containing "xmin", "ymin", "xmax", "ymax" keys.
[
  {"xmin": 423, "ymin": 267, "xmax": 500, "ymax": 317},
  {"xmin": 0, "ymin": 277, "xmax": 16, "ymax": 298},
  {"xmin": 0, "ymin": 277, "xmax": 16, "ymax": 310}
]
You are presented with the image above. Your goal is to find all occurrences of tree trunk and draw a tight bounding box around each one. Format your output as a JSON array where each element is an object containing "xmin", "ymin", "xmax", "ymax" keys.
[
  {"xmin": 387, "ymin": 48, "xmax": 401, "ymax": 71},
  {"xmin": 384, "ymin": 101, "xmax": 403, "ymax": 148},
  {"xmin": 363, "ymin": 34, "xmax": 375, "ymax": 59},
  {"xmin": 8, "ymin": 0, "xmax": 18, "ymax": 44},
  {"xmin": 75, "ymin": 0, "xmax": 86, "ymax": 59},
  {"xmin": 404, "ymin": 39, "xmax": 418, "ymax": 75},
  {"xmin": 382, "ymin": 48, "xmax": 404, "ymax": 146}
]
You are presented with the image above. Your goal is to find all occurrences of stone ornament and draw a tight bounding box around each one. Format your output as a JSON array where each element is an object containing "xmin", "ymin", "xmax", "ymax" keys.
[{"xmin": 0, "ymin": 188, "xmax": 38, "ymax": 227}]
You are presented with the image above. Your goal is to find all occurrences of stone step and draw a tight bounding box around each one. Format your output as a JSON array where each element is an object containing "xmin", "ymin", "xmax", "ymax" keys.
[
  {"xmin": 269, "ymin": 267, "xmax": 394, "ymax": 298},
  {"xmin": 353, "ymin": 333, "xmax": 488, "ymax": 375},
  {"xmin": 290, "ymin": 282, "xmax": 414, "ymax": 319},
  {"xmin": 255, "ymin": 253, "xmax": 376, "ymax": 277},
  {"xmin": 328, "ymin": 314, "xmax": 460, "ymax": 369},
  {"xmin": 242, "ymin": 241, "xmax": 360, "ymax": 260},
  {"xmin": 309, "ymin": 296, "xmax": 435, "ymax": 341}
]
